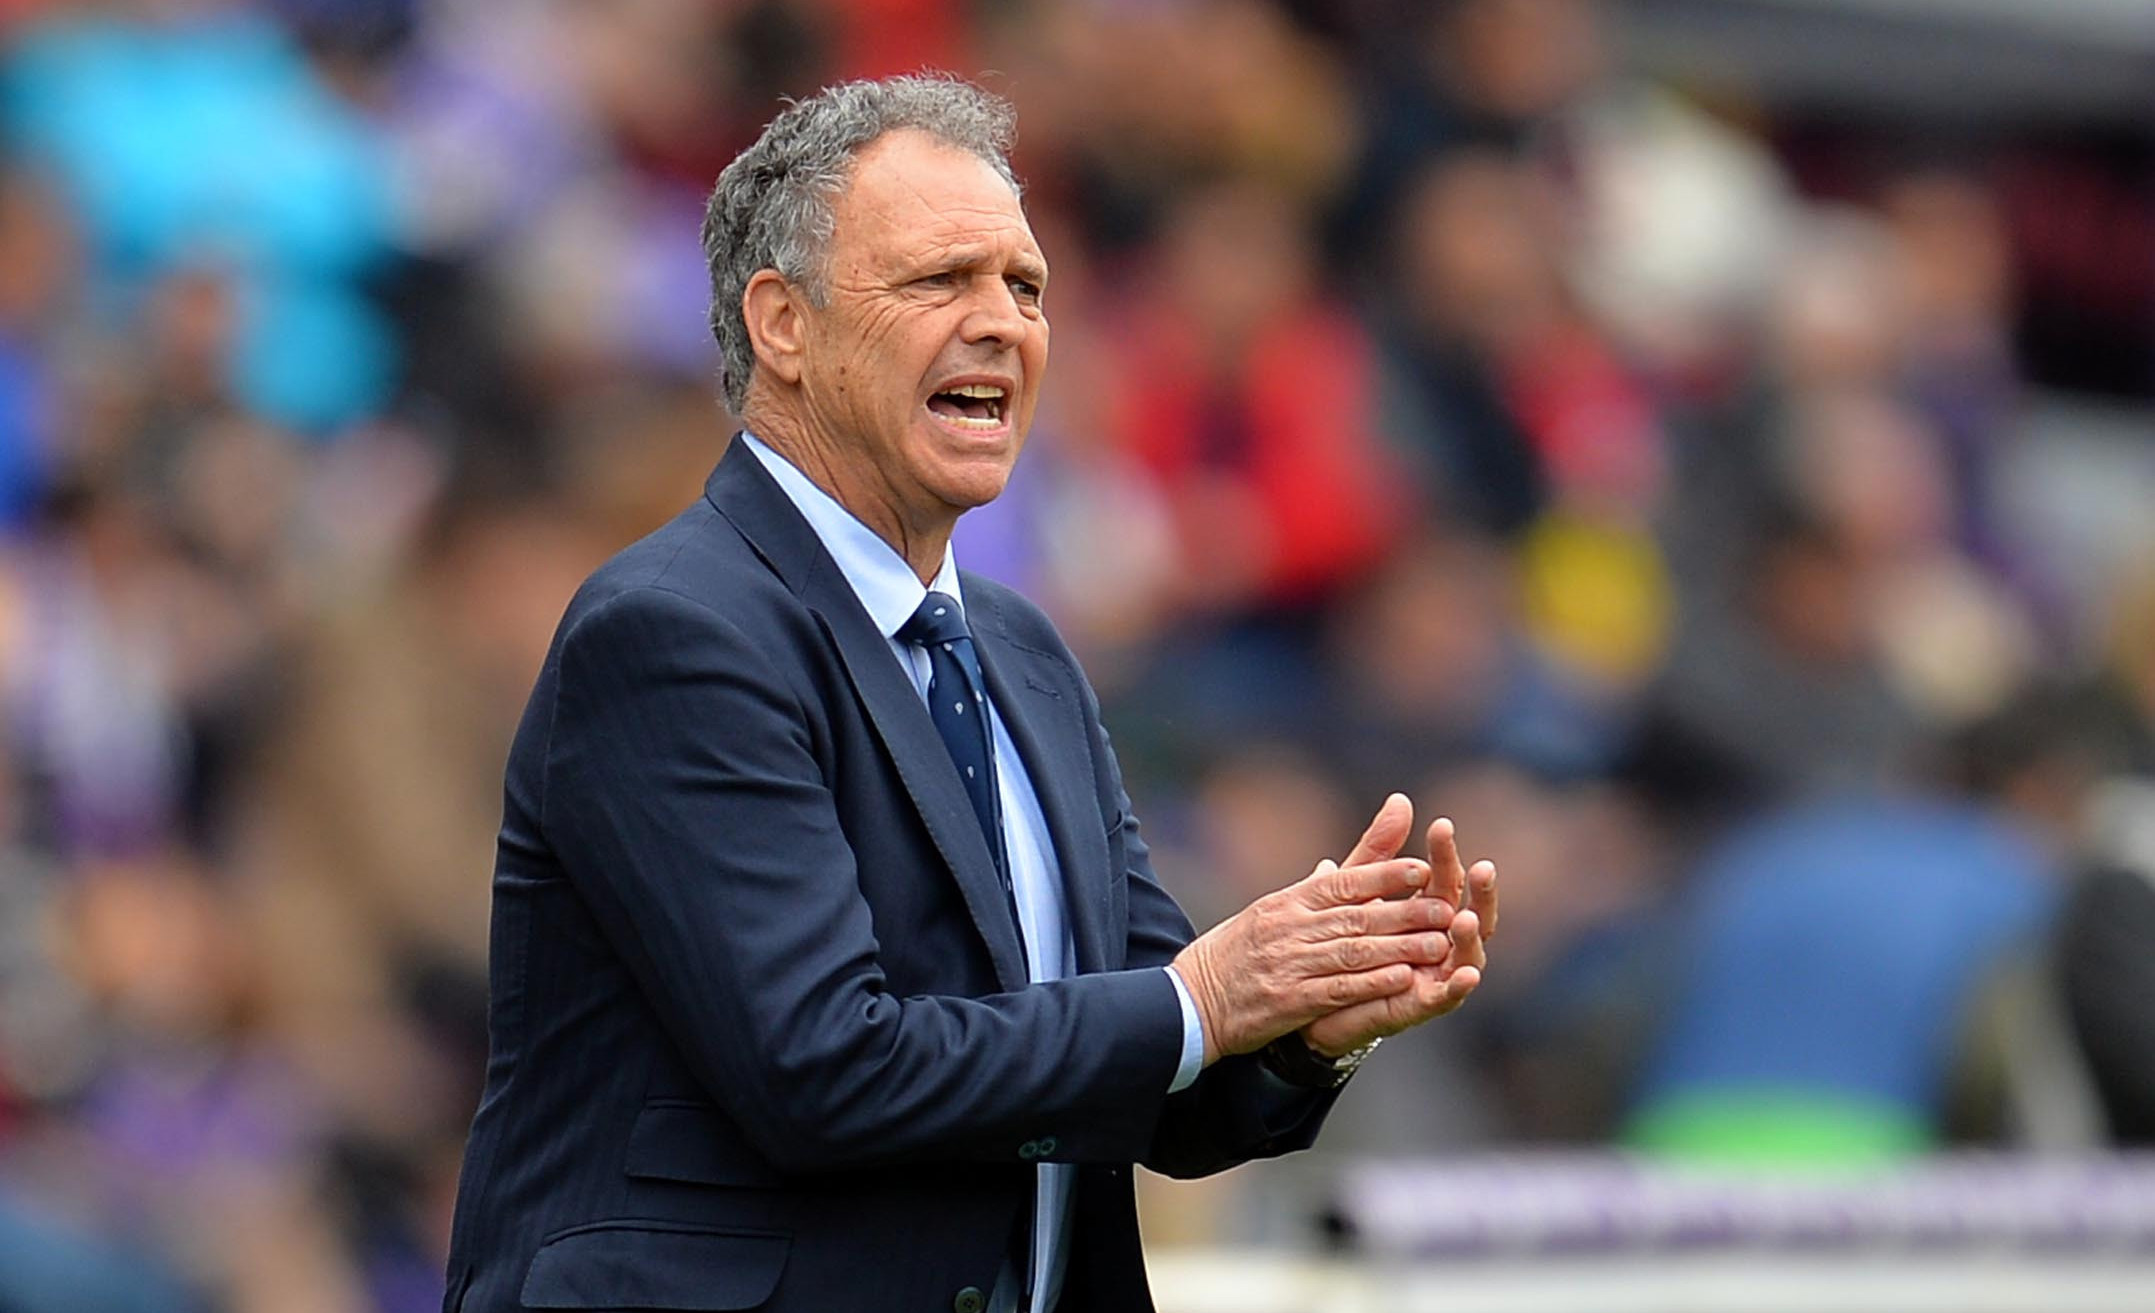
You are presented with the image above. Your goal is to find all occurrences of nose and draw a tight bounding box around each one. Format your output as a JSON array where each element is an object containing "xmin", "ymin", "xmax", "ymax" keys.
[{"xmin": 960, "ymin": 277, "xmax": 1029, "ymax": 349}]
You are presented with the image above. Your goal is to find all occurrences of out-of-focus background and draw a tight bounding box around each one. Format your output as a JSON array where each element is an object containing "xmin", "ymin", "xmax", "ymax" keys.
[{"xmin": 0, "ymin": 0, "xmax": 2150, "ymax": 1309}]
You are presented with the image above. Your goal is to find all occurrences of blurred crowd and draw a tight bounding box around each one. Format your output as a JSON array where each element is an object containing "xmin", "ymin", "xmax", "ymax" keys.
[{"xmin": 0, "ymin": 0, "xmax": 2150, "ymax": 1308}]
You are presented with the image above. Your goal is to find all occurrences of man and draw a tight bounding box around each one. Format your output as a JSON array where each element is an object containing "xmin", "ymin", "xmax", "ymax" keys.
[{"xmin": 442, "ymin": 76, "xmax": 1498, "ymax": 1313}]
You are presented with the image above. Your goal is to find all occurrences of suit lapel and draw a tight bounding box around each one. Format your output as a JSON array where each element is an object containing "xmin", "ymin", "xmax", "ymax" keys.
[
  {"xmin": 705, "ymin": 444, "xmax": 1030, "ymax": 990},
  {"xmin": 967, "ymin": 585, "xmax": 1114, "ymax": 975}
]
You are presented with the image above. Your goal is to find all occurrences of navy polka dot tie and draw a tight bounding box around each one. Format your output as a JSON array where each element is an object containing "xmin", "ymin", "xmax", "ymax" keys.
[{"xmin": 899, "ymin": 592, "xmax": 1013, "ymax": 896}]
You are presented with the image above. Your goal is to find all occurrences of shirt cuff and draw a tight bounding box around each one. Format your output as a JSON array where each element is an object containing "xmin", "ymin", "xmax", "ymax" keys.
[{"xmin": 1163, "ymin": 965, "xmax": 1207, "ymax": 1093}]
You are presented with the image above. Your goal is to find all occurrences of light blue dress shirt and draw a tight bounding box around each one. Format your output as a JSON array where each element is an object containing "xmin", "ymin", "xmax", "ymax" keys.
[{"xmin": 741, "ymin": 433, "xmax": 1204, "ymax": 1312}]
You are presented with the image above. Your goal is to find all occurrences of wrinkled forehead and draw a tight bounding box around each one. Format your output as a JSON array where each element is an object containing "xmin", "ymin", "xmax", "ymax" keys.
[{"xmin": 832, "ymin": 130, "xmax": 1041, "ymax": 263}]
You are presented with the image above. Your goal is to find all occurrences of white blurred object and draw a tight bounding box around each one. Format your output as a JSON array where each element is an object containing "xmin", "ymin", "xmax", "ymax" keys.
[
  {"xmin": 1568, "ymin": 85, "xmax": 1797, "ymax": 372},
  {"xmin": 1870, "ymin": 552, "xmax": 2039, "ymax": 726},
  {"xmin": 1148, "ymin": 1247, "xmax": 2155, "ymax": 1313}
]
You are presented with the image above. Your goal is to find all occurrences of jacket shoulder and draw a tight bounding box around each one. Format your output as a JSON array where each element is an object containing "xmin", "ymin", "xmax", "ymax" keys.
[{"xmin": 563, "ymin": 498, "xmax": 789, "ymax": 636}]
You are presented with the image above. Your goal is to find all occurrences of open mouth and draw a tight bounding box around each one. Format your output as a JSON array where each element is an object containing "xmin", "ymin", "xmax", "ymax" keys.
[{"xmin": 925, "ymin": 383, "xmax": 1008, "ymax": 432}]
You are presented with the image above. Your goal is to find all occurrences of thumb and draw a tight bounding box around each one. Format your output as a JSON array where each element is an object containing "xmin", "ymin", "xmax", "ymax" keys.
[{"xmin": 1342, "ymin": 793, "xmax": 1413, "ymax": 867}]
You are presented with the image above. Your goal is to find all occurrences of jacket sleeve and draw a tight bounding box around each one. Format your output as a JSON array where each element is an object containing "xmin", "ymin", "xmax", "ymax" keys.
[
  {"xmin": 540, "ymin": 584, "xmax": 1187, "ymax": 1174},
  {"xmin": 1079, "ymin": 693, "xmax": 1346, "ymax": 1180}
]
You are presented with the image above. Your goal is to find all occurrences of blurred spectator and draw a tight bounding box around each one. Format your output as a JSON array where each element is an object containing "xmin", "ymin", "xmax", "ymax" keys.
[
  {"xmin": 1627, "ymin": 795, "xmax": 2056, "ymax": 1164},
  {"xmin": 226, "ymin": 464, "xmax": 605, "ymax": 1313},
  {"xmin": 1566, "ymin": 83, "xmax": 1795, "ymax": 397},
  {"xmin": 1644, "ymin": 494, "xmax": 1918, "ymax": 811},
  {"xmin": 1338, "ymin": 0, "xmax": 1605, "ymax": 262},
  {"xmin": 1376, "ymin": 149, "xmax": 1558, "ymax": 535},
  {"xmin": 2058, "ymin": 774, "xmax": 2155, "ymax": 1145},
  {"xmin": 1, "ymin": 478, "xmax": 194, "ymax": 857},
  {"xmin": 233, "ymin": 462, "xmax": 606, "ymax": 1144},
  {"xmin": 1115, "ymin": 177, "xmax": 1404, "ymax": 615},
  {"xmin": 1322, "ymin": 529, "xmax": 1615, "ymax": 792},
  {"xmin": 1884, "ymin": 170, "xmax": 2024, "ymax": 572},
  {"xmin": 5, "ymin": 3, "xmax": 399, "ymax": 435},
  {"xmin": 1102, "ymin": 176, "xmax": 1406, "ymax": 753},
  {"xmin": 0, "ymin": 165, "xmax": 71, "ymax": 527},
  {"xmin": 0, "ymin": 1191, "xmax": 199, "ymax": 1313}
]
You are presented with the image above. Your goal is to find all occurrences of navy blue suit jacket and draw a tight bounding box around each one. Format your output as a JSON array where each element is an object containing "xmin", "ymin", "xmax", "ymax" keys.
[{"xmin": 442, "ymin": 440, "xmax": 1339, "ymax": 1313}]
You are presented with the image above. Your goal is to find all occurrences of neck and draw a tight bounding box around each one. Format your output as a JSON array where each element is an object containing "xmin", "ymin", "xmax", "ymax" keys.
[{"xmin": 744, "ymin": 400, "xmax": 952, "ymax": 585}]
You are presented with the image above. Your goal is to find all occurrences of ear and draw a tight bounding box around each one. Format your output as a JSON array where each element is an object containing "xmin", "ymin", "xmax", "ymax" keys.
[{"xmin": 742, "ymin": 269, "xmax": 807, "ymax": 387}]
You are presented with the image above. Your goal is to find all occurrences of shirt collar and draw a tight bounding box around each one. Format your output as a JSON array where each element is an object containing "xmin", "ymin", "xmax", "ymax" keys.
[{"xmin": 738, "ymin": 431, "xmax": 963, "ymax": 639}]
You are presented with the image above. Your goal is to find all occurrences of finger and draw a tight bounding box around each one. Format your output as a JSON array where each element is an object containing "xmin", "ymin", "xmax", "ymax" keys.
[
  {"xmin": 1428, "ymin": 817, "xmax": 1467, "ymax": 908},
  {"xmin": 1397, "ymin": 962, "xmax": 1479, "ymax": 1025},
  {"xmin": 1341, "ymin": 792, "xmax": 1413, "ymax": 868},
  {"xmin": 1467, "ymin": 859, "xmax": 1498, "ymax": 942},
  {"xmin": 1318, "ymin": 930, "xmax": 1452, "ymax": 975},
  {"xmin": 1432, "ymin": 964, "xmax": 1482, "ymax": 1016},
  {"xmin": 1445, "ymin": 908, "xmax": 1485, "ymax": 975},
  {"xmin": 1304, "ymin": 962, "xmax": 1452, "ymax": 1052},
  {"xmin": 1308, "ymin": 895, "xmax": 1453, "ymax": 941},
  {"xmin": 1295, "ymin": 962, "xmax": 1419, "ymax": 1021},
  {"xmin": 1302, "ymin": 990, "xmax": 1410, "ymax": 1056},
  {"xmin": 1295, "ymin": 857, "xmax": 1430, "ymax": 910}
]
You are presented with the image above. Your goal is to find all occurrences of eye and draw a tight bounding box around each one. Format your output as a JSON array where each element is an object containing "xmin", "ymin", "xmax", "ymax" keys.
[
  {"xmin": 1008, "ymin": 276, "xmax": 1044, "ymax": 305},
  {"xmin": 914, "ymin": 270, "xmax": 959, "ymax": 290}
]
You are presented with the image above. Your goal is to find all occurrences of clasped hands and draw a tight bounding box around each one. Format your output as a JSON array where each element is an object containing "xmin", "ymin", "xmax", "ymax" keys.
[{"xmin": 1171, "ymin": 793, "xmax": 1498, "ymax": 1065}]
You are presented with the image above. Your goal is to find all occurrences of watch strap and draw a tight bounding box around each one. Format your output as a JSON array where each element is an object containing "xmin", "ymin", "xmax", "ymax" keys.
[{"xmin": 1257, "ymin": 1033, "xmax": 1378, "ymax": 1089}]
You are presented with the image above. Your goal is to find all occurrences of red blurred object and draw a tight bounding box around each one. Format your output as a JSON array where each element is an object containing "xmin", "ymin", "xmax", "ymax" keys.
[
  {"xmin": 1502, "ymin": 321, "xmax": 1664, "ymax": 513},
  {"xmin": 1117, "ymin": 304, "xmax": 1407, "ymax": 608},
  {"xmin": 826, "ymin": 0, "xmax": 968, "ymax": 82}
]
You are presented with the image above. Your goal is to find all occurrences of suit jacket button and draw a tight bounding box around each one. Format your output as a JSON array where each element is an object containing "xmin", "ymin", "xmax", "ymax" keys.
[
  {"xmin": 1018, "ymin": 1140, "xmax": 1038, "ymax": 1160},
  {"xmin": 954, "ymin": 1286, "xmax": 986, "ymax": 1313},
  {"xmin": 1036, "ymin": 1135, "xmax": 1057, "ymax": 1156}
]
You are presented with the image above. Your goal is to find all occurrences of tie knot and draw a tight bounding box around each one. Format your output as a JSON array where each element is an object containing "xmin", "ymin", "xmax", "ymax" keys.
[{"xmin": 899, "ymin": 591, "xmax": 971, "ymax": 648}]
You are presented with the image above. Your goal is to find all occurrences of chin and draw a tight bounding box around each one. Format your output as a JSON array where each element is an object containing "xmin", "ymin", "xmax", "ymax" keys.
[
  {"xmin": 916, "ymin": 428, "xmax": 1023, "ymax": 510},
  {"xmin": 938, "ymin": 465, "xmax": 1015, "ymax": 510}
]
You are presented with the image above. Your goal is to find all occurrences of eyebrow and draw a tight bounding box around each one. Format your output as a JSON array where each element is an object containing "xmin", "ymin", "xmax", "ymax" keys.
[{"xmin": 915, "ymin": 245, "xmax": 1049, "ymax": 287}]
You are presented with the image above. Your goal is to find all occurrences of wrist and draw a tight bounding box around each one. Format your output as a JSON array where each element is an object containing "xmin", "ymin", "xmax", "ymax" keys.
[
  {"xmin": 1259, "ymin": 1032, "xmax": 1379, "ymax": 1089},
  {"xmin": 1166, "ymin": 958, "xmax": 1221, "ymax": 1065}
]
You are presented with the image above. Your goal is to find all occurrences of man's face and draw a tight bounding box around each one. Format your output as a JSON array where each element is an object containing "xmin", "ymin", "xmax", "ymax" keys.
[{"xmin": 795, "ymin": 129, "xmax": 1049, "ymax": 527}]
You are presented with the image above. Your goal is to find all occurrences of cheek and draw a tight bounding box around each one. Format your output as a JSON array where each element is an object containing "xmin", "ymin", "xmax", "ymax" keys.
[
  {"xmin": 834, "ymin": 303, "xmax": 914, "ymax": 384},
  {"xmin": 882, "ymin": 316, "xmax": 951, "ymax": 407},
  {"xmin": 1020, "ymin": 324, "xmax": 1051, "ymax": 408}
]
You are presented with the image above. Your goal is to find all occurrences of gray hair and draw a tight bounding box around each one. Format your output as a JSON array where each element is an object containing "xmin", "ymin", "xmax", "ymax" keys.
[{"xmin": 701, "ymin": 74, "xmax": 1020, "ymax": 412}]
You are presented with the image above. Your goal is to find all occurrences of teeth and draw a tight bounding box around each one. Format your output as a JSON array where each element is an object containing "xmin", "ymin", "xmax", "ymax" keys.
[{"xmin": 929, "ymin": 382, "xmax": 1006, "ymax": 431}]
